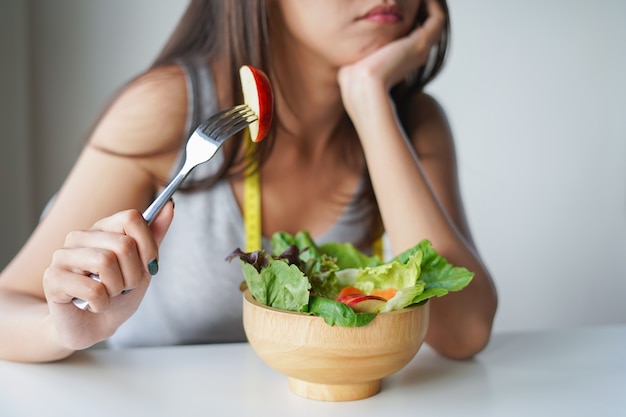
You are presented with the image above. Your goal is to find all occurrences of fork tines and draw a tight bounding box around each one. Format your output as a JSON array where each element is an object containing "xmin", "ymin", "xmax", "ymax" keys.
[{"xmin": 201, "ymin": 104, "xmax": 257, "ymax": 140}]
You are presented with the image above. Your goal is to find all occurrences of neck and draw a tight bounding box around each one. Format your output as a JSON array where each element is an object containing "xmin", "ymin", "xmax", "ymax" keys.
[
  {"xmin": 274, "ymin": 65, "xmax": 346, "ymax": 141},
  {"xmin": 269, "ymin": 27, "xmax": 348, "ymax": 148}
]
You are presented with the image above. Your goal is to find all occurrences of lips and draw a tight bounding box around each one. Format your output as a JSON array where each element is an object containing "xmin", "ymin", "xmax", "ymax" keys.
[{"xmin": 360, "ymin": 4, "xmax": 403, "ymax": 23}]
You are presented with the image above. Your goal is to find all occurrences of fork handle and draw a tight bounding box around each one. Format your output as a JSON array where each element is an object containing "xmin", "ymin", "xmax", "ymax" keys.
[
  {"xmin": 71, "ymin": 169, "xmax": 190, "ymax": 310},
  {"xmin": 142, "ymin": 169, "xmax": 188, "ymax": 224}
]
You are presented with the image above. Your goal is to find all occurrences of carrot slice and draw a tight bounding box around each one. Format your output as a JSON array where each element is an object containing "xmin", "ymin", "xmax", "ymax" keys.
[
  {"xmin": 337, "ymin": 286, "xmax": 364, "ymax": 299},
  {"xmin": 370, "ymin": 288, "xmax": 398, "ymax": 301}
]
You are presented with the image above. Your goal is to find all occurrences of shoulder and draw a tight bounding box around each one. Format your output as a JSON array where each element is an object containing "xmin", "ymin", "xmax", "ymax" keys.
[
  {"xmin": 89, "ymin": 64, "xmax": 189, "ymax": 156},
  {"xmin": 403, "ymin": 92, "xmax": 456, "ymax": 161}
]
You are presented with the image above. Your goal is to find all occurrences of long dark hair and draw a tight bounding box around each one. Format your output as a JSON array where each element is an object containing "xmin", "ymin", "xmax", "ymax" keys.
[
  {"xmin": 149, "ymin": 0, "xmax": 449, "ymax": 177},
  {"xmin": 98, "ymin": 0, "xmax": 451, "ymax": 247},
  {"xmin": 149, "ymin": 0, "xmax": 272, "ymax": 184}
]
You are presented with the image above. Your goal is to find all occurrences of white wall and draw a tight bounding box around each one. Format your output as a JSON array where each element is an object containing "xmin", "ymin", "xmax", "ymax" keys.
[
  {"xmin": 0, "ymin": 0, "xmax": 188, "ymax": 267},
  {"xmin": 28, "ymin": 0, "xmax": 189, "ymax": 211},
  {"xmin": 0, "ymin": 1, "xmax": 33, "ymax": 268},
  {"xmin": 428, "ymin": 0, "xmax": 626, "ymax": 331},
  {"xmin": 1, "ymin": 0, "xmax": 624, "ymax": 332}
]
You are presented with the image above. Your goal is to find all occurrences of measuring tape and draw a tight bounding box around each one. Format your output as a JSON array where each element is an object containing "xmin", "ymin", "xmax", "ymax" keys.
[
  {"xmin": 243, "ymin": 135, "xmax": 383, "ymax": 259},
  {"xmin": 243, "ymin": 134, "xmax": 262, "ymax": 252}
]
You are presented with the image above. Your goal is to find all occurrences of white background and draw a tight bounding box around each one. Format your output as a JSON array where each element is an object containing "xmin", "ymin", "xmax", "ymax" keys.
[{"xmin": 1, "ymin": 0, "xmax": 624, "ymax": 332}]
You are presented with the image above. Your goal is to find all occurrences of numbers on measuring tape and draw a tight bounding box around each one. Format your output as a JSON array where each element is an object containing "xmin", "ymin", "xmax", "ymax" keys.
[{"xmin": 244, "ymin": 139, "xmax": 262, "ymax": 252}]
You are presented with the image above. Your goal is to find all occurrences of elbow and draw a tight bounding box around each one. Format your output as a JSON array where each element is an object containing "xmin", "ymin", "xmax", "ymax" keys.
[
  {"xmin": 427, "ymin": 302, "xmax": 497, "ymax": 360},
  {"xmin": 433, "ymin": 322, "xmax": 493, "ymax": 360}
]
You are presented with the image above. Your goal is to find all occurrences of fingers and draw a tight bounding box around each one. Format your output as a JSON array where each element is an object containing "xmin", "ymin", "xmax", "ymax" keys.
[
  {"xmin": 412, "ymin": 0, "xmax": 445, "ymax": 48},
  {"xmin": 90, "ymin": 209, "xmax": 159, "ymax": 277},
  {"xmin": 44, "ymin": 266, "xmax": 111, "ymax": 312},
  {"xmin": 343, "ymin": 0, "xmax": 446, "ymax": 93},
  {"xmin": 421, "ymin": 0, "xmax": 446, "ymax": 36},
  {"xmin": 54, "ymin": 237, "xmax": 144, "ymax": 297},
  {"xmin": 150, "ymin": 199, "xmax": 175, "ymax": 246},
  {"xmin": 46, "ymin": 205, "xmax": 175, "ymax": 312}
]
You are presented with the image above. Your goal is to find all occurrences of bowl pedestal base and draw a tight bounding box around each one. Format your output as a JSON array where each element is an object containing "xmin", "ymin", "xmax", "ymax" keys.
[{"xmin": 288, "ymin": 377, "xmax": 381, "ymax": 402}]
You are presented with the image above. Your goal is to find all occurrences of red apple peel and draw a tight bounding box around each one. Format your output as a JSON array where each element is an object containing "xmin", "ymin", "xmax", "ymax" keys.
[
  {"xmin": 336, "ymin": 294, "xmax": 387, "ymax": 314},
  {"xmin": 239, "ymin": 65, "xmax": 274, "ymax": 142}
]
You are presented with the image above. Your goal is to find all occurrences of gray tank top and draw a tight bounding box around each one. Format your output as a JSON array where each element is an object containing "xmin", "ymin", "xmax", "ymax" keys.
[{"xmin": 107, "ymin": 57, "xmax": 373, "ymax": 348}]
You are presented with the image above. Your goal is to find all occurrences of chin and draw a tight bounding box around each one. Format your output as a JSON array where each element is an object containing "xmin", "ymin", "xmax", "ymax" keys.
[{"xmin": 339, "ymin": 34, "xmax": 402, "ymax": 64}]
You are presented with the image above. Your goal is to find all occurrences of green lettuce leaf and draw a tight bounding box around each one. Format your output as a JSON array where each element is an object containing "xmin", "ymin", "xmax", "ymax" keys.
[
  {"xmin": 271, "ymin": 230, "xmax": 323, "ymax": 262},
  {"xmin": 308, "ymin": 296, "xmax": 376, "ymax": 327},
  {"xmin": 353, "ymin": 250, "xmax": 422, "ymax": 294},
  {"xmin": 269, "ymin": 231, "xmax": 297, "ymax": 255},
  {"xmin": 239, "ymin": 258, "xmax": 311, "ymax": 313},
  {"xmin": 380, "ymin": 282, "xmax": 426, "ymax": 312},
  {"xmin": 229, "ymin": 232, "xmax": 475, "ymax": 327},
  {"xmin": 418, "ymin": 240, "xmax": 475, "ymax": 292},
  {"xmin": 411, "ymin": 287, "xmax": 449, "ymax": 305},
  {"xmin": 318, "ymin": 241, "xmax": 381, "ymax": 269}
]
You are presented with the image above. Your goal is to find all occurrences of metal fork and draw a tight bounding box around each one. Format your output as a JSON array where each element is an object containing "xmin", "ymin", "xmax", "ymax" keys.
[{"xmin": 72, "ymin": 104, "xmax": 257, "ymax": 310}]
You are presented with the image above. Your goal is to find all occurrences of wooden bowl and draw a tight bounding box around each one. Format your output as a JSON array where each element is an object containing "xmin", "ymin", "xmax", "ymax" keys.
[{"xmin": 242, "ymin": 290, "xmax": 430, "ymax": 401}]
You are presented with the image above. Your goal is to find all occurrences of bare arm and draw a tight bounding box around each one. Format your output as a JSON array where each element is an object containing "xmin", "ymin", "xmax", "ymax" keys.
[
  {"xmin": 338, "ymin": 0, "xmax": 497, "ymax": 359},
  {"xmin": 0, "ymin": 66, "xmax": 186, "ymax": 362}
]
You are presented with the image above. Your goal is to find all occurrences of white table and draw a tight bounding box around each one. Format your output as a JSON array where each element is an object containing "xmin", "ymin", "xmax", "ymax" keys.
[{"xmin": 0, "ymin": 324, "xmax": 624, "ymax": 417}]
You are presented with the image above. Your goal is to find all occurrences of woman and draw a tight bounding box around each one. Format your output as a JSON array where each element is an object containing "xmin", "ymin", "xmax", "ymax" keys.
[{"xmin": 0, "ymin": 0, "xmax": 497, "ymax": 362}]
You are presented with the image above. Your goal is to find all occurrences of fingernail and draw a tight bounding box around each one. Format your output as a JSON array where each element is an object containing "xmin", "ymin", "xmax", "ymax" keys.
[
  {"xmin": 148, "ymin": 258, "xmax": 159, "ymax": 275},
  {"xmin": 121, "ymin": 289, "xmax": 132, "ymax": 295},
  {"xmin": 168, "ymin": 197, "xmax": 175, "ymax": 210}
]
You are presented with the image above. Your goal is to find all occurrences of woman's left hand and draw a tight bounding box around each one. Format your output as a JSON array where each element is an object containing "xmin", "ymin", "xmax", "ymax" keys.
[{"xmin": 338, "ymin": 0, "xmax": 445, "ymax": 119}]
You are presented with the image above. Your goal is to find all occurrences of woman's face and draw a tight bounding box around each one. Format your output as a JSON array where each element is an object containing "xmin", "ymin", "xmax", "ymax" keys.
[{"xmin": 271, "ymin": 0, "xmax": 422, "ymax": 67}]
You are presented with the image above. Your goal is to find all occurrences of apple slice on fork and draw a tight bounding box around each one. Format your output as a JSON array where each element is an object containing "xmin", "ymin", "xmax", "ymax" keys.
[{"xmin": 239, "ymin": 65, "xmax": 274, "ymax": 142}]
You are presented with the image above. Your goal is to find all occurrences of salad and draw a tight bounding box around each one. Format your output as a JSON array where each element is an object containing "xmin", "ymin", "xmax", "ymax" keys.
[{"xmin": 226, "ymin": 231, "xmax": 474, "ymax": 327}]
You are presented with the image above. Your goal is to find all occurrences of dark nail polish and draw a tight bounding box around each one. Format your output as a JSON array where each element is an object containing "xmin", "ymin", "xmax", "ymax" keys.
[
  {"xmin": 148, "ymin": 258, "xmax": 159, "ymax": 275},
  {"xmin": 168, "ymin": 197, "xmax": 175, "ymax": 210},
  {"xmin": 121, "ymin": 289, "xmax": 132, "ymax": 295}
]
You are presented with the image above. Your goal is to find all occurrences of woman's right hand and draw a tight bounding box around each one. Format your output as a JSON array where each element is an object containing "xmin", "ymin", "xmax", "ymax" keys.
[{"xmin": 42, "ymin": 201, "xmax": 174, "ymax": 351}]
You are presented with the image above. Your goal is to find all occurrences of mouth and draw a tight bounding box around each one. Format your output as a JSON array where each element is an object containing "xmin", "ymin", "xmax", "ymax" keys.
[{"xmin": 359, "ymin": 4, "xmax": 403, "ymax": 24}]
